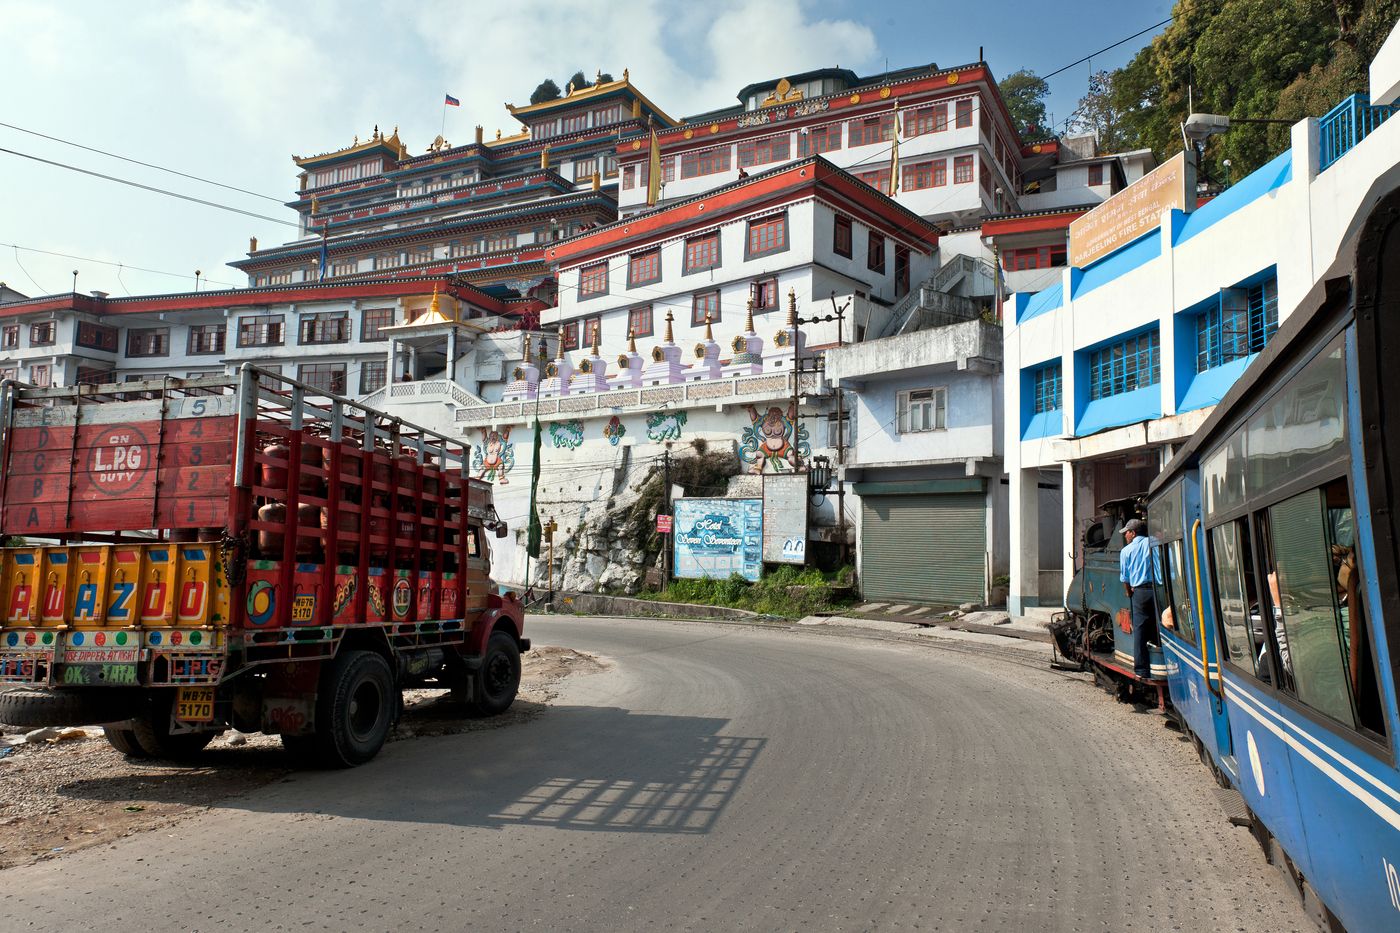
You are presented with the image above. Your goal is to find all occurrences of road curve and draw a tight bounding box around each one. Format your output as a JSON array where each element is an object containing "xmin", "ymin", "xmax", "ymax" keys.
[{"xmin": 0, "ymin": 616, "xmax": 1309, "ymax": 932}]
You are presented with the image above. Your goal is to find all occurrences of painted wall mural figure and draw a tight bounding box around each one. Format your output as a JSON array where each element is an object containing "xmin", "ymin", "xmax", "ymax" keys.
[
  {"xmin": 646, "ymin": 410, "xmax": 687, "ymax": 441},
  {"xmin": 740, "ymin": 402, "xmax": 809, "ymax": 474},
  {"xmin": 550, "ymin": 420, "xmax": 584, "ymax": 450},
  {"xmin": 471, "ymin": 427, "xmax": 514, "ymax": 483},
  {"xmin": 603, "ymin": 415, "xmax": 627, "ymax": 446}
]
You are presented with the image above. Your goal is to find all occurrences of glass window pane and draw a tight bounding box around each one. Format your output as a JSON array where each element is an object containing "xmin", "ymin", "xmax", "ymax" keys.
[
  {"xmin": 1148, "ymin": 481, "xmax": 1183, "ymax": 542},
  {"xmin": 1268, "ymin": 488, "xmax": 1356, "ymax": 726},
  {"xmin": 1202, "ymin": 428, "xmax": 1247, "ymax": 519},
  {"xmin": 1245, "ymin": 339, "xmax": 1346, "ymax": 495},
  {"xmin": 1168, "ymin": 539, "xmax": 1194, "ymax": 644},
  {"xmin": 1211, "ymin": 521, "xmax": 1270, "ymax": 676}
]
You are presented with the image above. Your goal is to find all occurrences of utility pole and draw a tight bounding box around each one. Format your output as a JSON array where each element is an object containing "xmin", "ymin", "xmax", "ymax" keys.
[{"xmin": 662, "ymin": 441, "xmax": 673, "ymax": 582}]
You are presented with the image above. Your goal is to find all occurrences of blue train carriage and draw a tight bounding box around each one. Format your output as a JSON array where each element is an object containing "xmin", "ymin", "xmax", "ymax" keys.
[
  {"xmin": 1049, "ymin": 495, "xmax": 1170, "ymax": 706},
  {"xmin": 1147, "ymin": 185, "xmax": 1400, "ymax": 930}
]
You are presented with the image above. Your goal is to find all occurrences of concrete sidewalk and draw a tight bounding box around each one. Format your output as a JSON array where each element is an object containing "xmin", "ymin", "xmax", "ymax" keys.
[{"xmin": 834, "ymin": 602, "xmax": 1059, "ymax": 645}]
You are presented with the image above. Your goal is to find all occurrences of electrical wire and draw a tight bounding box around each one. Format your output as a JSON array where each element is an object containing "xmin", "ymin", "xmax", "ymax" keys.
[
  {"xmin": 0, "ymin": 146, "xmax": 300, "ymax": 228},
  {"xmin": 0, "ymin": 242, "xmax": 240, "ymax": 289},
  {"xmin": 9, "ymin": 245, "xmax": 50, "ymax": 295},
  {"xmin": 1039, "ymin": 18, "xmax": 1172, "ymax": 81},
  {"xmin": 0, "ymin": 121, "xmax": 286, "ymax": 204}
]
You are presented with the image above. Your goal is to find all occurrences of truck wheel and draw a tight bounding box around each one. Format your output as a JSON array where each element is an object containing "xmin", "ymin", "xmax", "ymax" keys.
[
  {"xmin": 467, "ymin": 632, "xmax": 521, "ymax": 717},
  {"xmin": 314, "ymin": 650, "xmax": 395, "ymax": 768},
  {"xmin": 0, "ymin": 687, "xmax": 137, "ymax": 727},
  {"xmin": 131, "ymin": 693, "xmax": 217, "ymax": 760},
  {"xmin": 102, "ymin": 726, "xmax": 150, "ymax": 758}
]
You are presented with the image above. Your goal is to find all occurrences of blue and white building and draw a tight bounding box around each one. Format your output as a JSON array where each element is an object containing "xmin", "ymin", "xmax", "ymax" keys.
[{"xmin": 1004, "ymin": 87, "xmax": 1400, "ymax": 614}]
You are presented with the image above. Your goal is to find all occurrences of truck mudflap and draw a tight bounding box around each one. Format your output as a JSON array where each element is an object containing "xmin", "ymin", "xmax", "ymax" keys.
[{"xmin": 0, "ymin": 628, "xmax": 228, "ymax": 687}]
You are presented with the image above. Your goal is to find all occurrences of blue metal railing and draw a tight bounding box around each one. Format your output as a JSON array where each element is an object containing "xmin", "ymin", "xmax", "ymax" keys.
[{"xmin": 1319, "ymin": 93, "xmax": 1398, "ymax": 171}]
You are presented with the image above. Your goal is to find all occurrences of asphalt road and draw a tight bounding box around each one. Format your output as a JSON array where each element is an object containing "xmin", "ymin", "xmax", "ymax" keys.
[{"xmin": 0, "ymin": 616, "xmax": 1310, "ymax": 932}]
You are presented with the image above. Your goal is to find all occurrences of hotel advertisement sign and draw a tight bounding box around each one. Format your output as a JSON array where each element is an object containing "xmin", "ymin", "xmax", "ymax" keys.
[
  {"xmin": 1068, "ymin": 152, "xmax": 1191, "ymax": 269},
  {"xmin": 673, "ymin": 498, "xmax": 763, "ymax": 582}
]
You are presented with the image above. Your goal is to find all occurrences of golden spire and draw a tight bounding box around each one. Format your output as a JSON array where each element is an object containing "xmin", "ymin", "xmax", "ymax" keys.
[
  {"xmin": 592, "ymin": 322, "xmax": 601, "ymax": 355},
  {"xmin": 523, "ymin": 332, "xmax": 533, "ymax": 360},
  {"xmin": 623, "ymin": 68, "xmax": 630, "ymax": 82},
  {"xmin": 556, "ymin": 327, "xmax": 566, "ymax": 360},
  {"xmin": 745, "ymin": 298, "xmax": 755, "ymax": 333},
  {"xmin": 429, "ymin": 283, "xmax": 440, "ymax": 317},
  {"xmin": 628, "ymin": 328, "xmax": 637, "ymax": 353},
  {"xmin": 704, "ymin": 312, "xmax": 714, "ymax": 341},
  {"xmin": 786, "ymin": 288, "xmax": 797, "ymax": 328},
  {"xmin": 664, "ymin": 308, "xmax": 674, "ymax": 343}
]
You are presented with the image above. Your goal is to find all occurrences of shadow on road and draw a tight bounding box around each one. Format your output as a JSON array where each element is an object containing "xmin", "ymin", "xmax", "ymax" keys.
[{"xmin": 55, "ymin": 705, "xmax": 766, "ymax": 836}]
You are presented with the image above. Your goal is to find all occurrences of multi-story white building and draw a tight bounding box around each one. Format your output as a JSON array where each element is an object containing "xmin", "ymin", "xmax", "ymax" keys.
[{"xmin": 1003, "ymin": 92, "xmax": 1400, "ymax": 614}]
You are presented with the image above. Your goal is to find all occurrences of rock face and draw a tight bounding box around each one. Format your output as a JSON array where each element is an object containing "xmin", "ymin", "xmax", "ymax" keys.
[{"xmin": 526, "ymin": 444, "xmax": 741, "ymax": 595}]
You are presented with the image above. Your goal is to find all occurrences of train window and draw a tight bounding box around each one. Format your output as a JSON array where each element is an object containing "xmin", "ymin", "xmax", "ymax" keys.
[
  {"xmin": 1262, "ymin": 479, "xmax": 1387, "ymax": 736},
  {"xmin": 1167, "ymin": 539, "xmax": 1195, "ymax": 644},
  {"xmin": 1201, "ymin": 428, "xmax": 1246, "ymax": 519},
  {"xmin": 1210, "ymin": 519, "xmax": 1272, "ymax": 680},
  {"xmin": 1244, "ymin": 340, "xmax": 1346, "ymax": 498}
]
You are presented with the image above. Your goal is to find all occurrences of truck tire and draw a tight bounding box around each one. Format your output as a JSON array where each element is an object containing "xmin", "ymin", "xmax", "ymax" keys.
[
  {"xmin": 131, "ymin": 692, "xmax": 217, "ymax": 760},
  {"xmin": 467, "ymin": 632, "xmax": 521, "ymax": 717},
  {"xmin": 312, "ymin": 650, "xmax": 396, "ymax": 768},
  {"xmin": 103, "ymin": 726, "xmax": 150, "ymax": 758},
  {"xmin": 0, "ymin": 688, "xmax": 136, "ymax": 728}
]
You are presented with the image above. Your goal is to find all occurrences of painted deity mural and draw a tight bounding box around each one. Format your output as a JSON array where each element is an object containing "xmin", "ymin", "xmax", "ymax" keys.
[
  {"xmin": 646, "ymin": 410, "xmax": 687, "ymax": 441},
  {"xmin": 739, "ymin": 402, "xmax": 810, "ymax": 474},
  {"xmin": 603, "ymin": 416, "xmax": 627, "ymax": 446},
  {"xmin": 550, "ymin": 420, "xmax": 584, "ymax": 450},
  {"xmin": 471, "ymin": 427, "xmax": 514, "ymax": 483}
]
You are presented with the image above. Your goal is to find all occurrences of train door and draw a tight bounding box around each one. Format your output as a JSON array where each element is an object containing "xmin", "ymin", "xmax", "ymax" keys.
[{"xmin": 1151, "ymin": 477, "xmax": 1224, "ymax": 765}]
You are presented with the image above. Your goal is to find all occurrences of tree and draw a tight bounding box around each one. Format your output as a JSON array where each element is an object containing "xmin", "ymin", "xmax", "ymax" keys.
[
  {"xmin": 597, "ymin": 72, "xmax": 615, "ymax": 84},
  {"xmin": 566, "ymin": 71, "xmax": 590, "ymax": 92},
  {"xmin": 1067, "ymin": 71, "xmax": 1132, "ymax": 152},
  {"xmin": 530, "ymin": 79, "xmax": 561, "ymax": 105},
  {"xmin": 998, "ymin": 70, "xmax": 1050, "ymax": 138}
]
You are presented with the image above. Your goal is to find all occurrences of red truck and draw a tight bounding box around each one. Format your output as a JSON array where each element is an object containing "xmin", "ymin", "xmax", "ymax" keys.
[{"xmin": 0, "ymin": 366, "xmax": 526, "ymax": 766}]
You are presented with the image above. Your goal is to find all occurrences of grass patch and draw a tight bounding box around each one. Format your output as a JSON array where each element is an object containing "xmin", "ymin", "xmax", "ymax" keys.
[{"xmin": 639, "ymin": 565, "xmax": 856, "ymax": 618}]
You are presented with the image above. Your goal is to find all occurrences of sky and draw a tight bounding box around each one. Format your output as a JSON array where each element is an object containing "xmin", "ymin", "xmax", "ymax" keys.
[{"xmin": 0, "ymin": 0, "xmax": 1171, "ymax": 300}]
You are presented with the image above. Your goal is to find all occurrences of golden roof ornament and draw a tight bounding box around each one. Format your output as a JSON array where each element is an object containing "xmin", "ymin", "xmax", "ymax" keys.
[
  {"xmin": 428, "ymin": 283, "xmax": 440, "ymax": 317},
  {"xmin": 592, "ymin": 323, "xmax": 601, "ymax": 355},
  {"xmin": 556, "ymin": 327, "xmax": 566, "ymax": 360},
  {"xmin": 704, "ymin": 312, "xmax": 714, "ymax": 341},
  {"xmin": 745, "ymin": 298, "xmax": 755, "ymax": 333},
  {"xmin": 628, "ymin": 327, "xmax": 637, "ymax": 354},
  {"xmin": 523, "ymin": 332, "xmax": 533, "ymax": 359},
  {"xmin": 623, "ymin": 68, "xmax": 630, "ymax": 82},
  {"xmin": 664, "ymin": 308, "xmax": 674, "ymax": 343},
  {"xmin": 786, "ymin": 288, "xmax": 797, "ymax": 327}
]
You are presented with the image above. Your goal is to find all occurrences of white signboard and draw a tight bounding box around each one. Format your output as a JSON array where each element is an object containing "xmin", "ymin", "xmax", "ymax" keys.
[{"xmin": 763, "ymin": 473, "xmax": 808, "ymax": 565}]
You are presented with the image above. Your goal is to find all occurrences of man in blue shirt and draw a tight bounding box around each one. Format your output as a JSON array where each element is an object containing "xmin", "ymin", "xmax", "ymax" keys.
[{"xmin": 1119, "ymin": 518, "xmax": 1158, "ymax": 680}]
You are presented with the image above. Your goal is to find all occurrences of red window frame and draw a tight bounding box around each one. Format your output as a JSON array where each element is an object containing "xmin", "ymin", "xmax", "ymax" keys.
[
  {"xmin": 628, "ymin": 305, "xmax": 653, "ymax": 338},
  {"xmin": 747, "ymin": 215, "xmax": 786, "ymax": 256},
  {"xmin": 955, "ymin": 98, "xmax": 973, "ymax": 128},
  {"xmin": 833, "ymin": 215, "xmax": 853, "ymax": 258},
  {"xmin": 580, "ymin": 262, "xmax": 608, "ymax": 297},
  {"xmin": 680, "ymin": 146, "xmax": 731, "ymax": 179},
  {"xmin": 1088, "ymin": 164, "xmax": 1105, "ymax": 186},
  {"xmin": 583, "ymin": 317, "xmax": 602, "ymax": 348},
  {"xmin": 905, "ymin": 104, "xmax": 949, "ymax": 136},
  {"xmin": 561, "ymin": 321, "xmax": 580, "ymax": 351},
  {"xmin": 798, "ymin": 123, "xmax": 843, "ymax": 156},
  {"xmin": 738, "ymin": 135, "xmax": 790, "ymax": 168},
  {"xmin": 752, "ymin": 278, "xmax": 779, "ymax": 311},
  {"xmin": 855, "ymin": 168, "xmax": 891, "ymax": 192},
  {"xmin": 684, "ymin": 233, "xmax": 720, "ymax": 273},
  {"xmin": 628, "ymin": 250, "xmax": 660, "ymax": 286},
  {"xmin": 848, "ymin": 113, "xmax": 895, "ymax": 147},
  {"xmin": 867, "ymin": 231, "xmax": 886, "ymax": 273},
  {"xmin": 903, "ymin": 162, "xmax": 939, "ymax": 191},
  {"xmin": 1002, "ymin": 245, "xmax": 1068, "ymax": 271},
  {"xmin": 361, "ymin": 307, "xmax": 394, "ymax": 341},
  {"xmin": 691, "ymin": 290, "xmax": 721, "ymax": 326},
  {"xmin": 953, "ymin": 154, "xmax": 974, "ymax": 184}
]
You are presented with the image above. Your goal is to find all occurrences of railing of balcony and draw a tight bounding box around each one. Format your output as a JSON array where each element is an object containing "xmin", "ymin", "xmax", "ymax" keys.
[{"xmin": 1319, "ymin": 93, "xmax": 1398, "ymax": 171}]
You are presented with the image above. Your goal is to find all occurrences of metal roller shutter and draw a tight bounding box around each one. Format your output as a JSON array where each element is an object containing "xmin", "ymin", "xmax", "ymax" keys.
[{"xmin": 860, "ymin": 493, "xmax": 986, "ymax": 606}]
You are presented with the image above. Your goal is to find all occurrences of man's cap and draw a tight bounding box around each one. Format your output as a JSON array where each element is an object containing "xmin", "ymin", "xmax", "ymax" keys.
[{"xmin": 1124, "ymin": 519, "xmax": 1147, "ymax": 535}]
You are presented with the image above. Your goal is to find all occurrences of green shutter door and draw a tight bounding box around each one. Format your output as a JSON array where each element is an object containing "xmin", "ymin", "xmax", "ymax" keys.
[{"xmin": 860, "ymin": 493, "xmax": 986, "ymax": 606}]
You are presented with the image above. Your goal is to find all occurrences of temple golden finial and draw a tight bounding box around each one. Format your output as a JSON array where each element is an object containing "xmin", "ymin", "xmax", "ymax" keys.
[
  {"xmin": 745, "ymin": 298, "xmax": 755, "ymax": 333},
  {"xmin": 623, "ymin": 68, "xmax": 629, "ymax": 82},
  {"xmin": 373, "ymin": 124, "xmax": 380, "ymax": 139},
  {"xmin": 786, "ymin": 288, "xmax": 797, "ymax": 327},
  {"xmin": 523, "ymin": 332, "xmax": 533, "ymax": 360},
  {"xmin": 556, "ymin": 327, "xmax": 566, "ymax": 360},
  {"xmin": 595, "ymin": 69, "xmax": 603, "ymax": 84},
  {"xmin": 249, "ymin": 236, "xmax": 258, "ymax": 253},
  {"xmin": 627, "ymin": 328, "xmax": 637, "ymax": 353},
  {"xmin": 429, "ymin": 282, "xmax": 440, "ymax": 317},
  {"xmin": 496, "ymin": 128, "xmax": 502, "ymax": 140},
  {"xmin": 591, "ymin": 322, "xmax": 601, "ymax": 355},
  {"xmin": 664, "ymin": 308, "xmax": 674, "ymax": 343},
  {"xmin": 704, "ymin": 312, "xmax": 714, "ymax": 341},
  {"xmin": 565, "ymin": 81, "xmax": 575, "ymax": 95}
]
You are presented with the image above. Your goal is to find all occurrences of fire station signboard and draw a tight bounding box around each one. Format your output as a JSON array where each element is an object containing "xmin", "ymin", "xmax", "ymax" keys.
[{"xmin": 1068, "ymin": 152, "xmax": 1192, "ymax": 269}]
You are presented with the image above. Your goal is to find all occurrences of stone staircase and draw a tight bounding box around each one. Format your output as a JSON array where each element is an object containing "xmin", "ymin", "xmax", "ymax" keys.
[{"xmin": 878, "ymin": 253, "xmax": 999, "ymax": 338}]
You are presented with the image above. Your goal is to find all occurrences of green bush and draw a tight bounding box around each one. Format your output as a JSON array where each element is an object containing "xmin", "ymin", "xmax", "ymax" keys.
[{"xmin": 640, "ymin": 565, "xmax": 856, "ymax": 619}]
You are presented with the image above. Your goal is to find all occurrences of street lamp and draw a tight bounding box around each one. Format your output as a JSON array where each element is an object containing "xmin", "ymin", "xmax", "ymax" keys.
[{"xmin": 71, "ymin": 270, "xmax": 78, "ymax": 293}]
